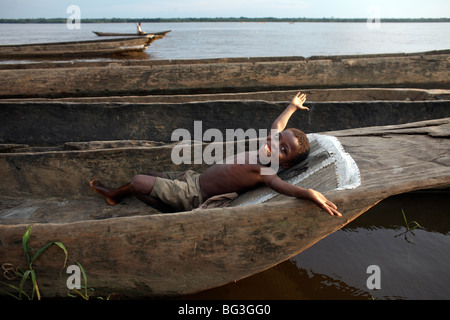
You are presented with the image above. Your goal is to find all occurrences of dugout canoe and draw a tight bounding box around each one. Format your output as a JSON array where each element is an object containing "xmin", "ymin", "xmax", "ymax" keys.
[
  {"xmin": 5, "ymin": 88, "xmax": 449, "ymax": 104},
  {"xmin": 0, "ymin": 118, "xmax": 449, "ymax": 298},
  {"xmin": 1, "ymin": 99, "xmax": 449, "ymax": 146},
  {"xmin": 0, "ymin": 35, "xmax": 166, "ymax": 59},
  {"xmin": 93, "ymin": 30, "xmax": 172, "ymax": 37},
  {"xmin": 0, "ymin": 49, "xmax": 448, "ymax": 99}
]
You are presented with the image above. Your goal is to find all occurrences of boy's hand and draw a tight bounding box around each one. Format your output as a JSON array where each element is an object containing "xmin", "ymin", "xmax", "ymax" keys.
[
  {"xmin": 303, "ymin": 189, "xmax": 342, "ymax": 217},
  {"xmin": 290, "ymin": 92, "xmax": 309, "ymax": 111},
  {"xmin": 271, "ymin": 91, "xmax": 308, "ymax": 132}
]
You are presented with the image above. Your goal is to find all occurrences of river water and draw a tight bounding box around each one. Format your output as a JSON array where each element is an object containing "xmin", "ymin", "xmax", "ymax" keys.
[
  {"xmin": 0, "ymin": 22, "xmax": 449, "ymax": 60},
  {"xmin": 1, "ymin": 22, "xmax": 449, "ymax": 300},
  {"xmin": 184, "ymin": 191, "xmax": 450, "ymax": 300}
]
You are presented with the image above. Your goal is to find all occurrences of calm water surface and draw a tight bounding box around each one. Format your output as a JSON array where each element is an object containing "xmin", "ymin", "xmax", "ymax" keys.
[
  {"xmin": 0, "ymin": 22, "xmax": 449, "ymax": 60},
  {"xmin": 183, "ymin": 192, "xmax": 450, "ymax": 300}
]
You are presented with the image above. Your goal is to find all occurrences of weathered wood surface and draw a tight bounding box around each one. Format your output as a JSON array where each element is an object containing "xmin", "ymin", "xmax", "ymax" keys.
[
  {"xmin": 3, "ymin": 88, "xmax": 450, "ymax": 104},
  {"xmin": 0, "ymin": 35, "xmax": 163, "ymax": 59},
  {"xmin": 1, "ymin": 99, "xmax": 449, "ymax": 146},
  {"xmin": 0, "ymin": 49, "xmax": 448, "ymax": 98},
  {"xmin": 0, "ymin": 118, "xmax": 449, "ymax": 297},
  {"xmin": 0, "ymin": 142, "xmax": 195, "ymax": 200}
]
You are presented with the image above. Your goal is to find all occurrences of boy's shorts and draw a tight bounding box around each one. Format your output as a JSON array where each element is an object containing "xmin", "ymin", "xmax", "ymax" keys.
[{"xmin": 149, "ymin": 170, "xmax": 204, "ymax": 212}]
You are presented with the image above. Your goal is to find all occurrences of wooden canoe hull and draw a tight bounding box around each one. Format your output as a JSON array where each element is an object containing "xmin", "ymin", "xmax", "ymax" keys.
[
  {"xmin": 1, "ymin": 99, "xmax": 449, "ymax": 146},
  {"xmin": 0, "ymin": 35, "xmax": 164, "ymax": 59},
  {"xmin": 0, "ymin": 119, "xmax": 449, "ymax": 297},
  {"xmin": 0, "ymin": 49, "xmax": 448, "ymax": 99},
  {"xmin": 5, "ymin": 88, "xmax": 449, "ymax": 104}
]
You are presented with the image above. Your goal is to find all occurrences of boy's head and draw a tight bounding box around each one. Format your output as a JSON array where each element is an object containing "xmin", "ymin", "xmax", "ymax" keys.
[
  {"xmin": 285, "ymin": 128, "xmax": 310, "ymax": 166},
  {"xmin": 276, "ymin": 128, "xmax": 310, "ymax": 169},
  {"xmin": 259, "ymin": 128, "xmax": 310, "ymax": 170}
]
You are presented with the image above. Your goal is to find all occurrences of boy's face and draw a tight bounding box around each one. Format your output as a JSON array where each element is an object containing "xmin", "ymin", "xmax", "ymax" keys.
[{"xmin": 259, "ymin": 130, "xmax": 300, "ymax": 168}]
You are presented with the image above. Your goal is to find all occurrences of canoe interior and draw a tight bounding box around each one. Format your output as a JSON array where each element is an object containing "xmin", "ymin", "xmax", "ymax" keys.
[
  {"xmin": 1, "ymin": 99, "xmax": 449, "ymax": 146},
  {"xmin": 0, "ymin": 98, "xmax": 448, "ymax": 227},
  {"xmin": 0, "ymin": 133, "xmax": 358, "ymax": 225}
]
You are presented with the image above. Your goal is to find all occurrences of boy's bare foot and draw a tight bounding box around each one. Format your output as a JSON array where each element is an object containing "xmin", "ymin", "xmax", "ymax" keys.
[{"xmin": 89, "ymin": 180, "xmax": 119, "ymax": 206}]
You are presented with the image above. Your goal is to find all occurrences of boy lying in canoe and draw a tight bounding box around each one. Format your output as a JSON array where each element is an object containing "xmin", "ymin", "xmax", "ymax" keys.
[{"xmin": 90, "ymin": 92, "xmax": 341, "ymax": 217}]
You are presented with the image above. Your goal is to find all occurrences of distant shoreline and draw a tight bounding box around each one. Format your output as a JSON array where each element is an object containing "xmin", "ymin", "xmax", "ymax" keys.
[{"xmin": 1, "ymin": 17, "xmax": 450, "ymax": 23}]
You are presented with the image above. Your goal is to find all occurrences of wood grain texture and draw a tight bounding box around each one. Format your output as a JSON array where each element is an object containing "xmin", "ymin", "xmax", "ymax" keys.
[{"xmin": 1, "ymin": 50, "xmax": 448, "ymax": 98}]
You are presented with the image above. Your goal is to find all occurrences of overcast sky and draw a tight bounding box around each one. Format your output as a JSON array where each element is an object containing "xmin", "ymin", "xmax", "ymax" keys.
[{"xmin": 1, "ymin": 0, "xmax": 449, "ymax": 19}]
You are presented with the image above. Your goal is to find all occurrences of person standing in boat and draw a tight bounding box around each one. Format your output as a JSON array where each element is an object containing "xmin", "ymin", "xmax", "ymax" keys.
[
  {"xmin": 89, "ymin": 92, "xmax": 341, "ymax": 217},
  {"xmin": 137, "ymin": 22, "xmax": 145, "ymax": 34}
]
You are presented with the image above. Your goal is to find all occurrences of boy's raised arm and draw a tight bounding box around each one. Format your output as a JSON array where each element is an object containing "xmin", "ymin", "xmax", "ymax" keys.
[{"xmin": 271, "ymin": 92, "xmax": 309, "ymax": 132}]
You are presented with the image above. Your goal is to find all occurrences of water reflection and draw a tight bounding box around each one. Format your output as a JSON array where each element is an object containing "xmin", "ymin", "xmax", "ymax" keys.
[{"xmin": 183, "ymin": 191, "xmax": 450, "ymax": 300}]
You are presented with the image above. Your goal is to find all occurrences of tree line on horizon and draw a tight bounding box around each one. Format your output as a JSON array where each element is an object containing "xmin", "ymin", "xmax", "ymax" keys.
[{"xmin": 1, "ymin": 17, "xmax": 449, "ymax": 23}]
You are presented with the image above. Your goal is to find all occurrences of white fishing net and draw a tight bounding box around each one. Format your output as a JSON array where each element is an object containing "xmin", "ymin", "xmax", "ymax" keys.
[
  {"xmin": 306, "ymin": 133, "xmax": 361, "ymax": 191},
  {"xmin": 232, "ymin": 133, "xmax": 361, "ymax": 206}
]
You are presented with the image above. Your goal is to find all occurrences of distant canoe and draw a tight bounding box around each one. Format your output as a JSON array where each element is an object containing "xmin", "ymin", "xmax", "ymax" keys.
[
  {"xmin": 93, "ymin": 30, "xmax": 171, "ymax": 37},
  {"xmin": 0, "ymin": 35, "xmax": 167, "ymax": 59}
]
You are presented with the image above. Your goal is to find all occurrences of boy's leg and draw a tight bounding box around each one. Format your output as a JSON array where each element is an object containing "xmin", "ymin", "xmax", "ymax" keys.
[
  {"xmin": 143, "ymin": 171, "xmax": 202, "ymax": 212},
  {"xmin": 89, "ymin": 172, "xmax": 164, "ymax": 206},
  {"xmin": 134, "ymin": 194, "xmax": 175, "ymax": 213},
  {"xmin": 130, "ymin": 174, "xmax": 156, "ymax": 194},
  {"xmin": 90, "ymin": 171, "xmax": 195, "ymax": 213},
  {"xmin": 130, "ymin": 174, "xmax": 175, "ymax": 213}
]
